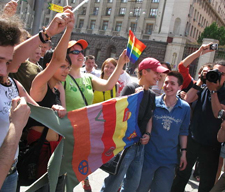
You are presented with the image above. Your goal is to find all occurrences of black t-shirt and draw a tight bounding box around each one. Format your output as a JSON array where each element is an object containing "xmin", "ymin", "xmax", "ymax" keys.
[
  {"xmin": 190, "ymin": 86, "xmax": 225, "ymax": 147},
  {"xmin": 121, "ymin": 82, "xmax": 155, "ymax": 135}
]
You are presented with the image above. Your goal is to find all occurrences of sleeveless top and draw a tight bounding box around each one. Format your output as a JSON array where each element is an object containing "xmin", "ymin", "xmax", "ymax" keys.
[
  {"xmin": 93, "ymin": 85, "xmax": 117, "ymax": 104},
  {"xmin": 0, "ymin": 77, "xmax": 19, "ymax": 159},
  {"xmin": 27, "ymin": 85, "xmax": 61, "ymax": 127},
  {"xmin": 63, "ymin": 74, "xmax": 93, "ymax": 111}
]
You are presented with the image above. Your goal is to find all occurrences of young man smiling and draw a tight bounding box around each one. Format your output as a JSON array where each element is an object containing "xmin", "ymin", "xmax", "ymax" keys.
[{"xmin": 137, "ymin": 71, "xmax": 190, "ymax": 192}]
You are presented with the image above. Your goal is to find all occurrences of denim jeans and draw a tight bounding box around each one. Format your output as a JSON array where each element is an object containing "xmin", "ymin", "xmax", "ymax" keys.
[
  {"xmin": 100, "ymin": 144, "xmax": 144, "ymax": 192},
  {"xmin": 0, "ymin": 171, "xmax": 18, "ymax": 192},
  {"xmin": 137, "ymin": 162, "xmax": 175, "ymax": 192},
  {"xmin": 171, "ymin": 136, "xmax": 221, "ymax": 192}
]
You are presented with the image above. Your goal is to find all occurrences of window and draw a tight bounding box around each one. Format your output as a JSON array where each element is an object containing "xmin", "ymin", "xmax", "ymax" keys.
[
  {"xmin": 145, "ymin": 24, "xmax": 153, "ymax": 34},
  {"xmin": 134, "ymin": 8, "xmax": 141, "ymax": 16},
  {"xmin": 115, "ymin": 22, "xmax": 122, "ymax": 31},
  {"xmin": 93, "ymin": 7, "xmax": 99, "ymax": 15},
  {"xmin": 121, "ymin": 0, "xmax": 127, "ymax": 2},
  {"xmin": 130, "ymin": 22, "xmax": 136, "ymax": 32},
  {"xmin": 81, "ymin": 7, "xmax": 86, "ymax": 15},
  {"xmin": 95, "ymin": 0, "xmax": 100, "ymax": 2},
  {"xmin": 45, "ymin": 18, "xmax": 50, "ymax": 26},
  {"xmin": 90, "ymin": 20, "xmax": 95, "ymax": 29},
  {"xmin": 136, "ymin": 0, "xmax": 143, "ymax": 2},
  {"xmin": 108, "ymin": 0, "xmax": 113, "ymax": 2},
  {"xmin": 106, "ymin": 8, "xmax": 111, "ymax": 15},
  {"xmin": 102, "ymin": 21, "xmax": 108, "ymax": 30},
  {"xmin": 71, "ymin": 0, "xmax": 76, "ymax": 3},
  {"xmin": 149, "ymin": 9, "xmax": 157, "ymax": 17},
  {"xmin": 79, "ymin": 19, "xmax": 84, "ymax": 28},
  {"xmin": 119, "ymin": 8, "xmax": 126, "ymax": 15},
  {"xmin": 152, "ymin": 0, "xmax": 159, "ymax": 2},
  {"xmin": 96, "ymin": 49, "xmax": 101, "ymax": 61}
]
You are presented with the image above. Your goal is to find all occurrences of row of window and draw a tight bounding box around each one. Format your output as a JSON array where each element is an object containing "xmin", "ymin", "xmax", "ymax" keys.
[
  {"xmin": 78, "ymin": 19, "xmax": 153, "ymax": 34},
  {"xmin": 83, "ymin": 7, "xmax": 158, "ymax": 18},
  {"xmin": 71, "ymin": 0, "xmax": 159, "ymax": 3},
  {"xmin": 186, "ymin": 22, "xmax": 202, "ymax": 40}
]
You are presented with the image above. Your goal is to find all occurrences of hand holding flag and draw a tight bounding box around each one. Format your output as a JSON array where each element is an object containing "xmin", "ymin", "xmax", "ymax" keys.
[{"xmin": 126, "ymin": 30, "xmax": 146, "ymax": 63}]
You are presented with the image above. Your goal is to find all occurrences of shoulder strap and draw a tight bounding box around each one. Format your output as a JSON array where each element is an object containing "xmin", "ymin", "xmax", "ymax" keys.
[
  {"xmin": 11, "ymin": 78, "xmax": 20, "ymax": 95},
  {"xmin": 69, "ymin": 74, "xmax": 88, "ymax": 106},
  {"xmin": 64, "ymin": 80, "xmax": 66, "ymax": 90}
]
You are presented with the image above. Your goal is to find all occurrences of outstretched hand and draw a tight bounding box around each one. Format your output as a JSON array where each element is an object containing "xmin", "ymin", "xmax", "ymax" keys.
[
  {"xmin": 118, "ymin": 49, "xmax": 130, "ymax": 67},
  {"xmin": 198, "ymin": 42, "xmax": 216, "ymax": 55},
  {"xmin": 45, "ymin": 10, "xmax": 75, "ymax": 37},
  {"xmin": 2, "ymin": 1, "xmax": 18, "ymax": 18},
  {"xmin": 52, "ymin": 104, "xmax": 67, "ymax": 118}
]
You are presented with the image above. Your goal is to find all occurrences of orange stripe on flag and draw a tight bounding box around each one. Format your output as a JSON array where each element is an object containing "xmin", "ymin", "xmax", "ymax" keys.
[{"xmin": 68, "ymin": 108, "xmax": 92, "ymax": 181}]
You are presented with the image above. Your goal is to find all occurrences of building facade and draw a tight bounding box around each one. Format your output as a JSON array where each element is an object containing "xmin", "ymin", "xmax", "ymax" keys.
[{"xmin": 1, "ymin": 0, "xmax": 225, "ymax": 68}]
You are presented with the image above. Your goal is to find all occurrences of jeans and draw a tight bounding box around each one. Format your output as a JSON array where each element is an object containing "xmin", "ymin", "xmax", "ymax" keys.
[
  {"xmin": 171, "ymin": 136, "xmax": 221, "ymax": 192},
  {"xmin": 0, "ymin": 171, "xmax": 18, "ymax": 192},
  {"xmin": 137, "ymin": 162, "xmax": 175, "ymax": 192},
  {"xmin": 100, "ymin": 144, "xmax": 144, "ymax": 192}
]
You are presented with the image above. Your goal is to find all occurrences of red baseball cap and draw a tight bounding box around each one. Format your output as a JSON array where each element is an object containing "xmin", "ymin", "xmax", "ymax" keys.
[
  {"xmin": 68, "ymin": 40, "xmax": 88, "ymax": 49},
  {"xmin": 138, "ymin": 57, "xmax": 169, "ymax": 73}
]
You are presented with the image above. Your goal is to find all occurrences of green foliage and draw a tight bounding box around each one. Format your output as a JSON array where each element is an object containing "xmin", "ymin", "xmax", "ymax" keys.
[{"xmin": 197, "ymin": 22, "xmax": 225, "ymax": 45}]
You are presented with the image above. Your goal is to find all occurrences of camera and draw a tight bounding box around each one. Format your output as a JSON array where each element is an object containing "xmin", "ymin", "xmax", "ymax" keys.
[
  {"xmin": 206, "ymin": 69, "xmax": 222, "ymax": 83},
  {"xmin": 210, "ymin": 43, "xmax": 218, "ymax": 50}
]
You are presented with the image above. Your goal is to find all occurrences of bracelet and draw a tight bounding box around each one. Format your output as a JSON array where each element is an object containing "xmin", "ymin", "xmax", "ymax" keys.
[
  {"xmin": 145, "ymin": 132, "xmax": 151, "ymax": 137},
  {"xmin": 42, "ymin": 26, "xmax": 51, "ymax": 41},
  {"xmin": 180, "ymin": 148, "xmax": 187, "ymax": 152},
  {"xmin": 38, "ymin": 32, "xmax": 48, "ymax": 44},
  {"xmin": 192, "ymin": 83, "xmax": 202, "ymax": 91}
]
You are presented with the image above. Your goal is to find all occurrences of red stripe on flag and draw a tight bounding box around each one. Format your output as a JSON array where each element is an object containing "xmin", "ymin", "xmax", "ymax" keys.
[
  {"xmin": 101, "ymin": 99, "xmax": 117, "ymax": 163},
  {"xmin": 129, "ymin": 30, "xmax": 146, "ymax": 52},
  {"xmin": 68, "ymin": 108, "xmax": 92, "ymax": 181}
]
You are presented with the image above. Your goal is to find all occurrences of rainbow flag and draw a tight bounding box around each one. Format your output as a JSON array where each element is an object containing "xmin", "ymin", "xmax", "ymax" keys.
[
  {"xmin": 27, "ymin": 91, "xmax": 143, "ymax": 192},
  {"xmin": 126, "ymin": 30, "xmax": 146, "ymax": 63}
]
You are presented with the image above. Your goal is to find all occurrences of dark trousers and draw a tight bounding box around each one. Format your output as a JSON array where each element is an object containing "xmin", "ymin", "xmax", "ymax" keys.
[{"xmin": 171, "ymin": 136, "xmax": 220, "ymax": 192}]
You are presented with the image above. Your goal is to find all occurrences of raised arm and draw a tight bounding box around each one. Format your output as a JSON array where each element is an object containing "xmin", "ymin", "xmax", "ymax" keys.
[
  {"xmin": 30, "ymin": 10, "xmax": 74, "ymax": 102},
  {"xmin": 8, "ymin": 11, "xmax": 70, "ymax": 73},
  {"xmin": 92, "ymin": 49, "xmax": 129, "ymax": 91},
  {"xmin": 182, "ymin": 43, "xmax": 214, "ymax": 68}
]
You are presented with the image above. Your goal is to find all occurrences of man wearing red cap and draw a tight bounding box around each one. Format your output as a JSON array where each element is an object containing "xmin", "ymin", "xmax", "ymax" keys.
[
  {"xmin": 137, "ymin": 71, "xmax": 190, "ymax": 192},
  {"xmin": 101, "ymin": 58, "xmax": 169, "ymax": 192}
]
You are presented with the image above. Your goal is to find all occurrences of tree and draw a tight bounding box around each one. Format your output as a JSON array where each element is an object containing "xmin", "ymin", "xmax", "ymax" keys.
[{"xmin": 197, "ymin": 22, "xmax": 225, "ymax": 45}]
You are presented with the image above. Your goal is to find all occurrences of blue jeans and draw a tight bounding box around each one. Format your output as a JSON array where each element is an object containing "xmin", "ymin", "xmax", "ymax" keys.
[
  {"xmin": 137, "ymin": 162, "xmax": 175, "ymax": 192},
  {"xmin": 0, "ymin": 171, "xmax": 18, "ymax": 192},
  {"xmin": 101, "ymin": 144, "xmax": 144, "ymax": 192}
]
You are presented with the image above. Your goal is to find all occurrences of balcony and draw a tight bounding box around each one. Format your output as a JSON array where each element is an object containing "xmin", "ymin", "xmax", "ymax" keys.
[{"xmin": 87, "ymin": 29, "xmax": 93, "ymax": 34}]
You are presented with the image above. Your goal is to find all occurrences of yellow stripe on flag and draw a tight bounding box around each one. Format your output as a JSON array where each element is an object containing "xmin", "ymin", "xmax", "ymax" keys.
[
  {"xmin": 48, "ymin": 3, "xmax": 63, "ymax": 13},
  {"xmin": 112, "ymin": 97, "xmax": 129, "ymax": 155}
]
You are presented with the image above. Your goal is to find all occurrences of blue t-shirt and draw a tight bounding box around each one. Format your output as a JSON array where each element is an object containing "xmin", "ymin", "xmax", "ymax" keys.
[{"xmin": 145, "ymin": 95, "xmax": 190, "ymax": 166}]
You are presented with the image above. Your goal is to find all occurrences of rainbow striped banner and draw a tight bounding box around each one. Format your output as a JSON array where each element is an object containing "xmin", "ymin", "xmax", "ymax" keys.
[
  {"xmin": 27, "ymin": 91, "xmax": 143, "ymax": 191},
  {"xmin": 127, "ymin": 30, "xmax": 146, "ymax": 63}
]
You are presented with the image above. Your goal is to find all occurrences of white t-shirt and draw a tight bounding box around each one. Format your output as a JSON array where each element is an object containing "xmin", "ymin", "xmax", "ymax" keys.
[
  {"xmin": 0, "ymin": 77, "xmax": 19, "ymax": 159},
  {"xmin": 118, "ymin": 71, "xmax": 132, "ymax": 95}
]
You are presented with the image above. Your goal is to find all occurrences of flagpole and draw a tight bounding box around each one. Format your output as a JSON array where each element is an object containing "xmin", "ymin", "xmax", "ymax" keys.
[
  {"xmin": 65, "ymin": 0, "xmax": 69, "ymax": 6},
  {"xmin": 72, "ymin": 0, "xmax": 89, "ymax": 13}
]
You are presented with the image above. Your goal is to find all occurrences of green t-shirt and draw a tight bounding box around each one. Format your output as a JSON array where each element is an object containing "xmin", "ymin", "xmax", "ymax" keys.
[{"xmin": 64, "ymin": 74, "xmax": 93, "ymax": 111}]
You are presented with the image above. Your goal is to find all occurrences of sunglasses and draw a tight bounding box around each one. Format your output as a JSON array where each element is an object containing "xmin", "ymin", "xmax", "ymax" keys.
[{"xmin": 69, "ymin": 50, "xmax": 84, "ymax": 55}]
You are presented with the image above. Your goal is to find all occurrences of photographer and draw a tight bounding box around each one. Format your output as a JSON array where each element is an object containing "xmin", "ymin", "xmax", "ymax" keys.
[{"xmin": 171, "ymin": 60, "xmax": 225, "ymax": 192}]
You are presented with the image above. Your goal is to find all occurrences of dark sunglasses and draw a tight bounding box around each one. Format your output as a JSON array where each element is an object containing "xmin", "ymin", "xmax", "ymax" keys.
[{"xmin": 69, "ymin": 50, "xmax": 84, "ymax": 55}]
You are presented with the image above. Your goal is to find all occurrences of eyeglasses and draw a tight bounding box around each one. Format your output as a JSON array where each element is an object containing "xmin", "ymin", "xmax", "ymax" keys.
[{"xmin": 69, "ymin": 50, "xmax": 84, "ymax": 55}]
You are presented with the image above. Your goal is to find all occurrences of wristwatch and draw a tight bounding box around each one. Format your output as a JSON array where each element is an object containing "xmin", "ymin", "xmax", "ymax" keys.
[
  {"xmin": 210, "ymin": 90, "xmax": 218, "ymax": 94},
  {"xmin": 218, "ymin": 109, "xmax": 225, "ymax": 119}
]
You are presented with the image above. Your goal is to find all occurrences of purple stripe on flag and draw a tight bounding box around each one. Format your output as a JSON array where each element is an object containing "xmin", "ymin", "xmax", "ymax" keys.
[{"xmin": 87, "ymin": 104, "xmax": 105, "ymax": 171}]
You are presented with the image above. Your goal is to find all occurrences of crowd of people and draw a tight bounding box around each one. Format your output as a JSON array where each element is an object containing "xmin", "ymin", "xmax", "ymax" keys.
[{"xmin": 1, "ymin": 1, "xmax": 225, "ymax": 192}]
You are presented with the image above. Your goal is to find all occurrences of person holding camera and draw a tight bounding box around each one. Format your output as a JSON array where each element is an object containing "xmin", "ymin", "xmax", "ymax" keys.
[{"xmin": 171, "ymin": 60, "xmax": 225, "ymax": 192}]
